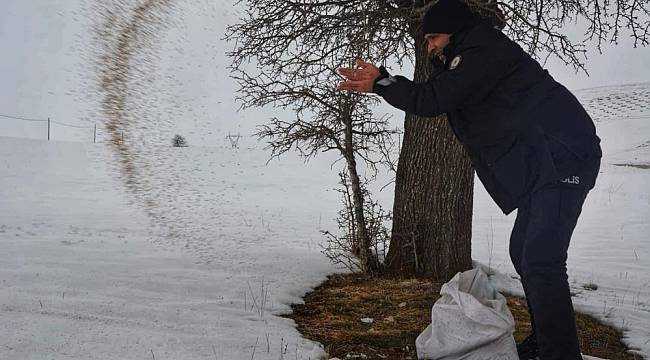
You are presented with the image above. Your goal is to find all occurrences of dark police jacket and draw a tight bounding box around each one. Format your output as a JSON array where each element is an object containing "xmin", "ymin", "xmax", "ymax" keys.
[{"xmin": 373, "ymin": 19, "xmax": 602, "ymax": 214}]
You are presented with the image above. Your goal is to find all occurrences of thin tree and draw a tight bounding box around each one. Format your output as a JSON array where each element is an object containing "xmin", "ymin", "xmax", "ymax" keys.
[
  {"xmin": 227, "ymin": 0, "xmax": 649, "ymax": 279},
  {"xmin": 226, "ymin": 4, "xmax": 399, "ymax": 274},
  {"xmin": 321, "ymin": 170, "xmax": 392, "ymax": 273}
]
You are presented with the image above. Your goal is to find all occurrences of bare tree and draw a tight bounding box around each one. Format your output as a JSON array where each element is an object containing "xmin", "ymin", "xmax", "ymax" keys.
[
  {"xmin": 226, "ymin": 0, "xmax": 649, "ymax": 279},
  {"xmin": 253, "ymin": 90, "xmax": 397, "ymax": 275},
  {"xmin": 226, "ymin": 1, "xmax": 402, "ymax": 275}
]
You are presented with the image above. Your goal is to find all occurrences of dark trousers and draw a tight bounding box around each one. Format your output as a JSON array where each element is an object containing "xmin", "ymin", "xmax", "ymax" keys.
[{"xmin": 509, "ymin": 183, "xmax": 590, "ymax": 360}]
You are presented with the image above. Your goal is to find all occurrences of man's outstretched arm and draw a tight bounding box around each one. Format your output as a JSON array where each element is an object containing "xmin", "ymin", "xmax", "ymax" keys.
[
  {"xmin": 338, "ymin": 59, "xmax": 445, "ymax": 117},
  {"xmin": 339, "ymin": 48, "xmax": 508, "ymax": 118}
]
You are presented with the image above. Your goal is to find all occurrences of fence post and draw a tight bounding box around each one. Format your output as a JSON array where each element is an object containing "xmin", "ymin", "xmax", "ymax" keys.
[
  {"xmin": 47, "ymin": 117, "xmax": 50, "ymax": 141},
  {"xmin": 94, "ymin": 124, "xmax": 97, "ymax": 144}
]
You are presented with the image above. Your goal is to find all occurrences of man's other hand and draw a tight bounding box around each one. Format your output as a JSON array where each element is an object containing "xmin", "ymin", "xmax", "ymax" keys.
[{"xmin": 337, "ymin": 59, "xmax": 381, "ymax": 93}]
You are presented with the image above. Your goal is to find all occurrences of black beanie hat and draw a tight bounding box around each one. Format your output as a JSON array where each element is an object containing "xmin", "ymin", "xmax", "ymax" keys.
[{"xmin": 422, "ymin": 0, "xmax": 477, "ymax": 35}]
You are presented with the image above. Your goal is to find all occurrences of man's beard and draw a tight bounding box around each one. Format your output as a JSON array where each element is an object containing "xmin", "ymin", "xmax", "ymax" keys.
[{"xmin": 428, "ymin": 52, "xmax": 447, "ymax": 70}]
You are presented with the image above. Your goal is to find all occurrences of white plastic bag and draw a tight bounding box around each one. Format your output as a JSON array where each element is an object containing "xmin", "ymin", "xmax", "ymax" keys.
[{"xmin": 416, "ymin": 268, "xmax": 518, "ymax": 360}]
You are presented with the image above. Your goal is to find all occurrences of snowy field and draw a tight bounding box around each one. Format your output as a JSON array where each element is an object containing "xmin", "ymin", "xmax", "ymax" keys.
[
  {"xmin": 1, "ymin": 82, "xmax": 649, "ymax": 359},
  {"xmin": 0, "ymin": 136, "xmax": 344, "ymax": 359}
]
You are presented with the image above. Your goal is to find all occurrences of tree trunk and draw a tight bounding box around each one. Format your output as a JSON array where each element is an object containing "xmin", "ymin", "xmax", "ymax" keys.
[
  {"xmin": 343, "ymin": 113, "xmax": 381, "ymax": 275},
  {"xmin": 385, "ymin": 27, "xmax": 474, "ymax": 280}
]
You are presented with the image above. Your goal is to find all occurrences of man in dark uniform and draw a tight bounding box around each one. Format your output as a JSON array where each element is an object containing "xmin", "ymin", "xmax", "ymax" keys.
[{"xmin": 338, "ymin": 0, "xmax": 602, "ymax": 359}]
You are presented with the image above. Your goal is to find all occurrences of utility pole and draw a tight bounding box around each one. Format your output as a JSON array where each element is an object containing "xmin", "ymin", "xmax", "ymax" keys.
[{"xmin": 47, "ymin": 117, "xmax": 50, "ymax": 141}]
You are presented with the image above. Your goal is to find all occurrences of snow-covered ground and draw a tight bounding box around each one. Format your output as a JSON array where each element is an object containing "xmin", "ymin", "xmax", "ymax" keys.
[
  {"xmin": 0, "ymin": 136, "xmax": 344, "ymax": 359},
  {"xmin": 1, "ymin": 82, "xmax": 649, "ymax": 359}
]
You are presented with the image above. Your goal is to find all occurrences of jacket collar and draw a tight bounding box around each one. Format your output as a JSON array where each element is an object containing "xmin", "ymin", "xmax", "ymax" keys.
[{"xmin": 443, "ymin": 18, "xmax": 493, "ymax": 59}]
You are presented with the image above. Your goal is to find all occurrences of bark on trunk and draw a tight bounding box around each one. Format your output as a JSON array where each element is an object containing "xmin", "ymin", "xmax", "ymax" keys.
[{"xmin": 385, "ymin": 27, "xmax": 474, "ymax": 280}]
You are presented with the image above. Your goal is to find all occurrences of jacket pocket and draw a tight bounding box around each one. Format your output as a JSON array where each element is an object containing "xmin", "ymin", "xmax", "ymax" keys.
[{"xmin": 485, "ymin": 138, "xmax": 539, "ymax": 201}]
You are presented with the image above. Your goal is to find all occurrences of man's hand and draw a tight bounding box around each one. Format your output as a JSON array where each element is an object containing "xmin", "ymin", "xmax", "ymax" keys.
[{"xmin": 337, "ymin": 59, "xmax": 381, "ymax": 93}]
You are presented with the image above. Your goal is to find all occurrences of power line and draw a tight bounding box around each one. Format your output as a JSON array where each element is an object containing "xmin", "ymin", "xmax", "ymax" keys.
[
  {"xmin": 1, "ymin": 113, "xmax": 94, "ymax": 129},
  {"xmin": 50, "ymin": 120, "xmax": 94, "ymax": 129},
  {"xmin": 1, "ymin": 111, "xmax": 100, "ymax": 142},
  {"xmin": 0, "ymin": 113, "xmax": 48, "ymax": 122}
]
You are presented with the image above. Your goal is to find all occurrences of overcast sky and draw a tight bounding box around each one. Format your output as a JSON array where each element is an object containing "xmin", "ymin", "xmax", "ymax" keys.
[{"xmin": 1, "ymin": 0, "xmax": 649, "ymax": 144}]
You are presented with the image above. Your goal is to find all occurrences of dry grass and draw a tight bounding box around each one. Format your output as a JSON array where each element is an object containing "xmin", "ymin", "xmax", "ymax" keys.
[
  {"xmin": 613, "ymin": 163, "xmax": 650, "ymax": 170},
  {"xmin": 287, "ymin": 273, "xmax": 645, "ymax": 360}
]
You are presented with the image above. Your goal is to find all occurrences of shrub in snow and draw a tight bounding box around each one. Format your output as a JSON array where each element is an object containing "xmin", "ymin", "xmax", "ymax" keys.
[
  {"xmin": 172, "ymin": 134, "xmax": 188, "ymax": 147},
  {"xmin": 583, "ymin": 283, "xmax": 599, "ymax": 291},
  {"xmin": 321, "ymin": 170, "xmax": 391, "ymax": 275}
]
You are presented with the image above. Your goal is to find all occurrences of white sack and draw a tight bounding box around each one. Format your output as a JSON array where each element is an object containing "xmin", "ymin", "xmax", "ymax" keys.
[{"xmin": 416, "ymin": 268, "xmax": 518, "ymax": 360}]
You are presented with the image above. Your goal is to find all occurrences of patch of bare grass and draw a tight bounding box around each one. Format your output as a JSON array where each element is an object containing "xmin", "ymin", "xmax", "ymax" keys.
[{"xmin": 287, "ymin": 273, "xmax": 644, "ymax": 360}]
